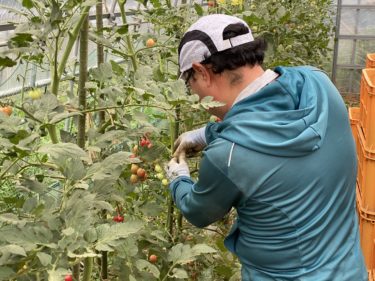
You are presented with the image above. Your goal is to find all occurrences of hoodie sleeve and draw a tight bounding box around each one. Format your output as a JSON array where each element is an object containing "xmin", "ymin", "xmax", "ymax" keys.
[{"xmin": 168, "ymin": 151, "xmax": 242, "ymax": 228}]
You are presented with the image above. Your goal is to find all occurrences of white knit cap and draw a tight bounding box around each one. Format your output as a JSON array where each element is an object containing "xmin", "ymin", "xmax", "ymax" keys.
[{"xmin": 178, "ymin": 14, "xmax": 254, "ymax": 74}]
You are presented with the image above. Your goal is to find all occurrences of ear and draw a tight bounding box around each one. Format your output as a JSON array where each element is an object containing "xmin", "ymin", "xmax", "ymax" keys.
[{"xmin": 192, "ymin": 63, "xmax": 212, "ymax": 85}]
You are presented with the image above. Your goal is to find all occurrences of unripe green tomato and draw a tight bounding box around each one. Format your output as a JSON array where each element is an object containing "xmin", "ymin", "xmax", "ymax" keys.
[
  {"xmin": 154, "ymin": 164, "xmax": 162, "ymax": 173},
  {"xmin": 28, "ymin": 89, "xmax": 43, "ymax": 100},
  {"xmin": 156, "ymin": 173, "xmax": 164, "ymax": 180},
  {"xmin": 162, "ymin": 179, "xmax": 169, "ymax": 186}
]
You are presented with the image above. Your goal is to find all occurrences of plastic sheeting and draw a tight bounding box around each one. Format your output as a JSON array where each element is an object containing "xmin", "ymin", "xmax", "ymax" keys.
[
  {"xmin": 0, "ymin": 0, "xmax": 374, "ymax": 95},
  {"xmin": 335, "ymin": 2, "xmax": 375, "ymax": 94}
]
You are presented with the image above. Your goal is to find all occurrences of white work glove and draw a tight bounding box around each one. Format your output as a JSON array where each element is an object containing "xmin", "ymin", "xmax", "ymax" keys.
[
  {"xmin": 173, "ymin": 127, "xmax": 207, "ymax": 157},
  {"xmin": 166, "ymin": 152, "xmax": 190, "ymax": 182}
]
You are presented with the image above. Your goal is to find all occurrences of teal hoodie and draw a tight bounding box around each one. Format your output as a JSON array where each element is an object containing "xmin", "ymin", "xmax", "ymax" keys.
[{"xmin": 169, "ymin": 66, "xmax": 368, "ymax": 280}]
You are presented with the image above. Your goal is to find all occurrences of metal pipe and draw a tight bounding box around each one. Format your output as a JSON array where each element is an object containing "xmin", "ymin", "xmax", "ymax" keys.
[
  {"xmin": 331, "ymin": 0, "xmax": 342, "ymax": 84},
  {"xmin": 0, "ymin": 58, "xmax": 125, "ymax": 99}
]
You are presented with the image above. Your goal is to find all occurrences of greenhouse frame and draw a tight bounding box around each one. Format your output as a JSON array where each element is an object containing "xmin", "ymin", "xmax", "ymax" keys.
[{"xmin": 1, "ymin": 0, "xmax": 375, "ymax": 99}]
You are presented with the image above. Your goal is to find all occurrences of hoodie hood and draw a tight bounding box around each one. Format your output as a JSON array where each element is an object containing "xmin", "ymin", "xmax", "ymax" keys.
[{"xmin": 210, "ymin": 66, "xmax": 330, "ymax": 157}]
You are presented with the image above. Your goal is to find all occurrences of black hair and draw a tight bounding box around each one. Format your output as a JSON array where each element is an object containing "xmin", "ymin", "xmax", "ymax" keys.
[{"xmin": 201, "ymin": 38, "xmax": 267, "ymax": 74}]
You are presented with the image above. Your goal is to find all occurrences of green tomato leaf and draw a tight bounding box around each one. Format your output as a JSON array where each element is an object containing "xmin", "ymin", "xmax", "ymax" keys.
[
  {"xmin": 167, "ymin": 243, "xmax": 216, "ymax": 265},
  {"xmin": 60, "ymin": 157, "xmax": 86, "ymax": 181},
  {"xmin": 84, "ymin": 228, "xmax": 98, "ymax": 243},
  {"xmin": 95, "ymin": 243, "xmax": 114, "ymax": 252},
  {"xmin": 49, "ymin": 112, "xmax": 81, "ymax": 124},
  {"xmin": 171, "ymin": 268, "xmax": 189, "ymax": 279},
  {"xmin": 149, "ymin": 0, "xmax": 161, "ymax": 8},
  {"xmin": 116, "ymin": 25, "xmax": 129, "ymax": 35},
  {"xmin": 10, "ymin": 33, "xmax": 33, "ymax": 48},
  {"xmin": 38, "ymin": 143, "xmax": 88, "ymax": 163},
  {"xmin": 0, "ymin": 266, "xmax": 15, "ymax": 280},
  {"xmin": 151, "ymin": 230, "xmax": 168, "ymax": 242},
  {"xmin": 95, "ymin": 221, "xmax": 143, "ymax": 252},
  {"xmin": 110, "ymin": 60, "xmax": 125, "ymax": 76},
  {"xmin": 0, "ymin": 56, "xmax": 17, "ymax": 69},
  {"xmin": 242, "ymin": 12, "xmax": 266, "ymax": 25},
  {"xmin": 91, "ymin": 62, "xmax": 113, "ymax": 84},
  {"xmin": 17, "ymin": 133, "xmax": 39, "ymax": 148},
  {"xmin": 88, "ymin": 151, "xmax": 138, "ymax": 181},
  {"xmin": 167, "ymin": 243, "xmax": 195, "ymax": 264},
  {"xmin": 191, "ymin": 244, "xmax": 217, "ymax": 255},
  {"xmin": 22, "ymin": 0, "xmax": 34, "ymax": 8},
  {"xmin": 22, "ymin": 197, "xmax": 38, "ymax": 213},
  {"xmin": 139, "ymin": 202, "xmax": 164, "ymax": 217},
  {"xmin": 194, "ymin": 3, "xmax": 204, "ymax": 16},
  {"xmin": 36, "ymin": 252, "xmax": 52, "ymax": 266},
  {"xmin": 94, "ymin": 130, "xmax": 130, "ymax": 148},
  {"xmin": 199, "ymin": 96, "xmax": 226, "ymax": 110},
  {"xmin": 135, "ymin": 259, "xmax": 160, "ymax": 278},
  {"xmin": 116, "ymin": 237, "xmax": 138, "ymax": 258},
  {"xmin": 20, "ymin": 178, "xmax": 48, "ymax": 194},
  {"xmin": 0, "ymin": 244, "xmax": 27, "ymax": 257},
  {"xmin": 47, "ymin": 268, "xmax": 70, "ymax": 281},
  {"xmin": 62, "ymin": 227, "xmax": 75, "ymax": 236},
  {"xmin": 0, "ymin": 213, "xmax": 28, "ymax": 227}
]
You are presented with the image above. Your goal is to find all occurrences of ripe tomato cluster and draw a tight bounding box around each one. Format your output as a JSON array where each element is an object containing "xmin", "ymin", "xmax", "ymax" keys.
[
  {"xmin": 113, "ymin": 206, "xmax": 124, "ymax": 223},
  {"xmin": 128, "ymin": 136, "xmax": 170, "ymax": 187},
  {"xmin": 113, "ymin": 215, "xmax": 124, "ymax": 223},
  {"xmin": 130, "ymin": 164, "xmax": 147, "ymax": 184},
  {"xmin": 139, "ymin": 136, "xmax": 152, "ymax": 148}
]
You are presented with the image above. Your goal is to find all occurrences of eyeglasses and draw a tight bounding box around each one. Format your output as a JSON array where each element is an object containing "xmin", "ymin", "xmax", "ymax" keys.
[{"xmin": 180, "ymin": 69, "xmax": 194, "ymax": 87}]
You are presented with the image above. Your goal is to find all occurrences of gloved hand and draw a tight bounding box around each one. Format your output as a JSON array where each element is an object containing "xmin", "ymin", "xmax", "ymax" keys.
[
  {"xmin": 173, "ymin": 127, "xmax": 207, "ymax": 157},
  {"xmin": 166, "ymin": 152, "xmax": 190, "ymax": 182}
]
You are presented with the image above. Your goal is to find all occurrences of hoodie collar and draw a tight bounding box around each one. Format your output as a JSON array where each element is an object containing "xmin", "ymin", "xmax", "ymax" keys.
[{"xmin": 232, "ymin": 69, "xmax": 279, "ymax": 107}]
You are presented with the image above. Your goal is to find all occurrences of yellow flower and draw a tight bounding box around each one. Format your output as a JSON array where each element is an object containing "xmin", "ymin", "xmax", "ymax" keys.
[
  {"xmin": 217, "ymin": 0, "xmax": 226, "ymax": 5},
  {"xmin": 231, "ymin": 0, "xmax": 242, "ymax": 6}
]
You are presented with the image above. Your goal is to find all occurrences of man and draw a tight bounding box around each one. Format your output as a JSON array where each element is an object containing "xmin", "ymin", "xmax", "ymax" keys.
[{"xmin": 166, "ymin": 14, "xmax": 367, "ymax": 280}]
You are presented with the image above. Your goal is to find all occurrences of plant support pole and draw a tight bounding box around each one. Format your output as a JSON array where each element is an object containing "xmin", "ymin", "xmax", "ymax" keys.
[
  {"xmin": 82, "ymin": 257, "xmax": 93, "ymax": 281},
  {"xmin": 166, "ymin": 117, "xmax": 177, "ymax": 238},
  {"xmin": 77, "ymin": 15, "xmax": 89, "ymax": 149},
  {"xmin": 96, "ymin": 1, "xmax": 106, "ymax": 126},
  {"xmin": 73, "ymin": 263, "xmax": 80, "ymax": 281},
  {"xmin": 76, "ymin": 12, "xmax": 90, "ymax": 281},
  {"xmin": 174, "ymin": 105, "xmax": 183, "ymax": 232}
]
